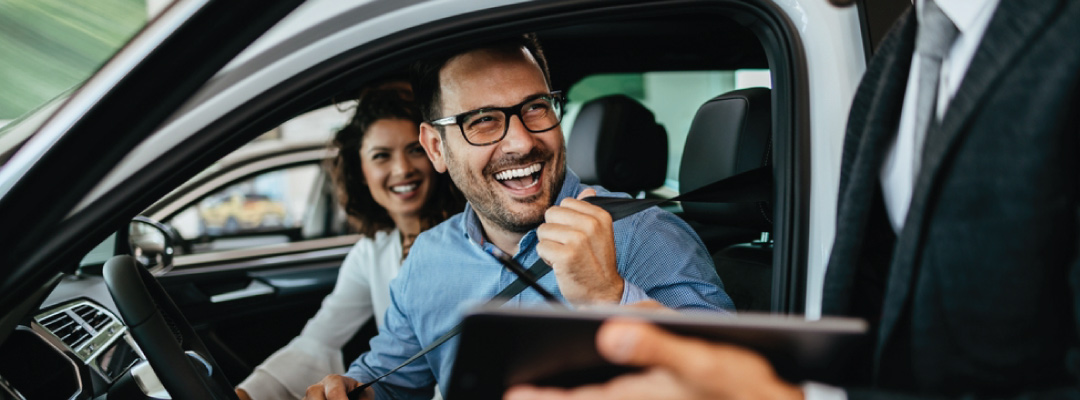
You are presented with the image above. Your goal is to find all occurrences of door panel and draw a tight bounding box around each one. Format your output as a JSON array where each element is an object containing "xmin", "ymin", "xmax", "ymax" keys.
[
  {"xmin": 158, "ymin": 245, "xmax": 360, "ymax": 383},
  {"xmin": 140, "ymin": 105, "xmax": 365, "ymax": 382}
]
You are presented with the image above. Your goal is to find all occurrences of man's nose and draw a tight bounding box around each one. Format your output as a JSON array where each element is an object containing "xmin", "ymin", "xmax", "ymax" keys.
[{"xmin": 499, "ymin": 115, "xmax": 538, "ymax": 154}]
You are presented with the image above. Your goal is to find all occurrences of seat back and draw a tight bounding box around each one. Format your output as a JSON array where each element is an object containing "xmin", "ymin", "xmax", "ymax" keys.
[
  {"xmin": 679, "ymin": 87, "xmax": 773, "ymax": 231},
  {"xmin": 679, "ymin": 87, "xmax": 774, "ymax": 311},
  {"xmin": 568, "ymin": 95, "xmax": 667, "ymax": 194}
]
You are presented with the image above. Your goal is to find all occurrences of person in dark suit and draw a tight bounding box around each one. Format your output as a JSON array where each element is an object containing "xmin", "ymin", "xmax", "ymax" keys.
[{"xmin": 505, "ymin": 0, "xmax": 1080, "ymax": 399}]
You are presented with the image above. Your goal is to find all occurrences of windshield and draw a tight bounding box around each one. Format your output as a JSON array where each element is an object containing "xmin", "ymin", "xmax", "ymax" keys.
[{"xmin": 0, "ymin": 0, "xmax": 149, "ymax": 165}]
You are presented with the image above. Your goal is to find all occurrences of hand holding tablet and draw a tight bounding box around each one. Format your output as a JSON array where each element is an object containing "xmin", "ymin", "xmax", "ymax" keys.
[{"xmin": 446, "ymin": 307, "xmax": 867, "ymax": 400}]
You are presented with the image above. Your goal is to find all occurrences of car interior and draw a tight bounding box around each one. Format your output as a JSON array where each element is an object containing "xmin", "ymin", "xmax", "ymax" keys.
[{"xmin": 0, "ymin": 2, "xmax": 810, "ymax": 398}]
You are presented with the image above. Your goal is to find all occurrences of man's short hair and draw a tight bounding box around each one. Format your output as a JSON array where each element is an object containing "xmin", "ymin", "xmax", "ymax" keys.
[{"xmin": 411, "ymin": 33, "xmax": 550, "ymax": 125}]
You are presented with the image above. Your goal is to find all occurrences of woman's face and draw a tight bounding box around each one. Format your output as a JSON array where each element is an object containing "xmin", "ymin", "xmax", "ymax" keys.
[{"xmin": 359, "ymin": 118, "xmax": 436, "ymax": 223}]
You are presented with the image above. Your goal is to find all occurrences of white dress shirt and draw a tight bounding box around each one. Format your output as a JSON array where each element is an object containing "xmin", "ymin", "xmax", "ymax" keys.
[{"xmin": 880, "ymin": 0, "xmax": 1000, "ymax": 233}]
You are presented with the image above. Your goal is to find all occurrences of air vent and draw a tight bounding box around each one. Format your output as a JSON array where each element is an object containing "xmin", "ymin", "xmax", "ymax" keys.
[
  {"xmin": 35, "ymin": 301, "xmax": 125, "ymax": 361},
  {"xmin": 39, "ymin": 311, "xmax": 92, "ymax": 350}
]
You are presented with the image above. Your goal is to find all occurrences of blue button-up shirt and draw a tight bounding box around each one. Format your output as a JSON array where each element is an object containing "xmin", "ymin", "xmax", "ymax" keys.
[{"xmin": 344, "ymin": 170, "xmax": 733, "ymax": 399}]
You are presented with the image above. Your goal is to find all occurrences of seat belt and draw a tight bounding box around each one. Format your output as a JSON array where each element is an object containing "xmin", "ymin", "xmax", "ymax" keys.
[
  {"xmin": 352, "ymin": 166, "xmax": 770, "ymax": 395},
  {"xmin": 583, "ymin": 165, "xmax": 771, "ymax": 220}
]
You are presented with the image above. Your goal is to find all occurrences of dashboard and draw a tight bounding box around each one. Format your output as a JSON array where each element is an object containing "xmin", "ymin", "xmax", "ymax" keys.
[{"xmin": 0, "ymin": 276, "xmax": 144, "ymax": 400}]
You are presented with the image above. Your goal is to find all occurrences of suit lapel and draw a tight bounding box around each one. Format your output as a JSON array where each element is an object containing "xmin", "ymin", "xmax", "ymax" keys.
[
  {"xmin": 875, "ymin": 0, "xmax": 1064, "ymax": 364},
  {"xmin": 822, "ymin": 9, "xmax": 916, "ymax": 316}
]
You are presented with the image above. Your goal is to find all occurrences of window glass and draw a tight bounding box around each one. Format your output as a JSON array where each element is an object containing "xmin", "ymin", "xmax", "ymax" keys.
[
  {"xmin": 563, "ymin": 69, "xmax": 771, "ymax": 192},
  {"xmin": 79, "ymin": 233, "xmax": 117, "ymax": 267},
  {"xmin": 166, "ymin": 164, "xmax": 344, "ymax": 254},
  {"xmin": 160, "ymin": 103, "xmax": 355, "ymax": 256}
]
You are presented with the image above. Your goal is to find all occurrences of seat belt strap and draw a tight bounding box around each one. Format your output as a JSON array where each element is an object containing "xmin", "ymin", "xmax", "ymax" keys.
[{"xmin": 583, "ymin": 166, "xmax": 771, "ymax": 220}]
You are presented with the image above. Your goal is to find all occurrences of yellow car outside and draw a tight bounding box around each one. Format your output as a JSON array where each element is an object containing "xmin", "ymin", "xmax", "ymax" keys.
[{"xmin": 197, "ymin": 192, "xmax": 286, "ymax": 234}]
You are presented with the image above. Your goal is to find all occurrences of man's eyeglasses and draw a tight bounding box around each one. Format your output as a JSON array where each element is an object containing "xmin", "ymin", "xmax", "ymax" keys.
[{"xmin": 429, "ymin": 91, "xmax": 564, "ymax": 146}]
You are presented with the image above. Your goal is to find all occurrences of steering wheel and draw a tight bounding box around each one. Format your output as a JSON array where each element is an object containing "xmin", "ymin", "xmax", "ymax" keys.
[{"xmin": 104, "ymin": 255, "xmax": 238, "ymax": 400}]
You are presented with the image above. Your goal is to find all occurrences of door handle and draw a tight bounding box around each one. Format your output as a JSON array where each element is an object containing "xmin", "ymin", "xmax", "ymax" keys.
[{"xmin": 209, "ymin": 279, "xmax": 274, "ymax": 303}]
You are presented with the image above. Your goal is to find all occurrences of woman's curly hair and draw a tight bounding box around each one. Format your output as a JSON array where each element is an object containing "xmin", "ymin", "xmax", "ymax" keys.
[{"xmin": 327, "ymin": 86, "xmax": 464, "ymax": 237}]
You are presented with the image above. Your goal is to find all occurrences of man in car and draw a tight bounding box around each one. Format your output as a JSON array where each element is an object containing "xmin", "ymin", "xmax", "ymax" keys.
[
  {"xmin": 303, "ymin": 34, "xmax": 733, "ymax": 400},
  {"xmin": 504, "ymin": 0, "xmax": 1080, "ymax": 399}
]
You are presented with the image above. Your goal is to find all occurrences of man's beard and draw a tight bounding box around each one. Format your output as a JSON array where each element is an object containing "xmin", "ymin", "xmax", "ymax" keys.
[{"xmin": 445, "ymin": 144, "xmax": 565, "ymax": 234}]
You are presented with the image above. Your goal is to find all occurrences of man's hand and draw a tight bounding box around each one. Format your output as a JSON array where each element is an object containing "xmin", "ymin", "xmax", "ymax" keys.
[
  {"xmin": 303, "ymin": 374, "xmax": 370, "ymax": 400},
  {"xmin": 537, "ymin": 188, "xmax": 623, "ymax": 304},
  {"xmin": 503, "ymin": 319, "xmax": 804, "ymax": 400}
]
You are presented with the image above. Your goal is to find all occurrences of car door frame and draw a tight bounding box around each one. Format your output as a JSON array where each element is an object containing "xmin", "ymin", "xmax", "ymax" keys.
[
  {"xmin": 0, "ymin": 0, "xmax": 306, "ymax": 333},
  {"xmin": 114, "ymin": 0, "xmax": 815, "ymax": 314}
]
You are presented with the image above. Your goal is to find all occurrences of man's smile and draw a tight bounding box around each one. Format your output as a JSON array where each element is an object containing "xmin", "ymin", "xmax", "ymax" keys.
[{"xmin": 493, "ymin": 162, "xmax": 543, "ymax": 193}]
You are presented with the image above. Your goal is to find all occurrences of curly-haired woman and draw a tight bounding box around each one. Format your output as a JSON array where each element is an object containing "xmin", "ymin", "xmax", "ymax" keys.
[{"xmin": 236, "ymin": 84, "xmax": 463, "ymax": 400}]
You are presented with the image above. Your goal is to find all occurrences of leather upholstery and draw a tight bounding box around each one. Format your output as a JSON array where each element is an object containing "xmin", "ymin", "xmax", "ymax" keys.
[
  {"xmin": 679, "ymin": 87, "xmax": 772, "ymax": 232},
  {"xmin": 567, "ymin": 95, "xmax": 667, "ymax": 194},
  {"xmin": 679, "ymin": 87, "xmax": 774, "ymax": 312}
]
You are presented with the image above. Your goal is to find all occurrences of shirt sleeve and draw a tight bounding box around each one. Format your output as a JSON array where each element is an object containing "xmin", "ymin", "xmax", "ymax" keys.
[
  {"xmin": 237, "ymin": 335, "xmax": 347, "ymax": 400},
  {"xmin": 343, "ymin": 259, "xmax": 436, "ymax": 400},
  {"xmin": 619, "ymin": 281, "xmax": 650, "ymax": 305},
  {"xmin": 297, "ymin": 241, "xmax": 376, "ymax": 346},
  {"xmin": 803, "ymin": 382, "xmax": 848, "ymax": 400},
  {"xmin": 619, "ymin": 208, "xmax": 736, "ymax": 312},
  {"xmin": 237, "ymin": 239, "xmax": 377, "ymax": 399}
]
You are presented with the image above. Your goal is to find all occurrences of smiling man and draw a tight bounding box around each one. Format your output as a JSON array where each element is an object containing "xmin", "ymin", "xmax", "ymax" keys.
[{"xmin": 302, "ymin": 34, "xmax": 733, "ymax": 400}]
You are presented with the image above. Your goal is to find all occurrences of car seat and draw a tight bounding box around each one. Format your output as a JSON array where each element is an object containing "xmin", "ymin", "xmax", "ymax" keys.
[
  {"xmin": 679, "ymin": 87, "xmax": 774, "ymax": 312},
  {"xmin": 567, "ymin": 94, "xmax": 667, "ymax": 196}
]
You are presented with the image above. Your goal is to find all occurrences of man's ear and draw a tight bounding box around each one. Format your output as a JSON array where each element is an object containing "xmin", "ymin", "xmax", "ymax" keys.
[{"xmin": 420, "ymin": 122, "xmax": 448, "ymax": 173}]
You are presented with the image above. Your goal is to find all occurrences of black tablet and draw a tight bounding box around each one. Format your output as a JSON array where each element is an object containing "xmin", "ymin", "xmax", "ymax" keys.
[{"xmin": 445, "ymin": 307, "xmax": 867, "ymax": 400}]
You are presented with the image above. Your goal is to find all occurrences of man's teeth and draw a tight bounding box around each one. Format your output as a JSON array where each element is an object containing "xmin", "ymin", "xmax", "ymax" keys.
[
  {"xmin": 495, "ymin": 164, "xmax": 541, "ymax": 181},
  {"xmin": 391, "ymin": 183, "xmax": 417, "ymax": 193}
]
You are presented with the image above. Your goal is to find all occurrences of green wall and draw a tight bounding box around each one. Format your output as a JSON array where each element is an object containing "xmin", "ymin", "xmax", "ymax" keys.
[{"xmin": 564, "ymin": 71, "xmax": 741, "ymax": 190}]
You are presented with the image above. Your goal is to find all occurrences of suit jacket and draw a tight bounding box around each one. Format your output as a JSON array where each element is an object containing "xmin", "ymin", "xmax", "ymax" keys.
[{"xmin": 822, "ymin": 0, "xmax": 1080, "ymax": 398}]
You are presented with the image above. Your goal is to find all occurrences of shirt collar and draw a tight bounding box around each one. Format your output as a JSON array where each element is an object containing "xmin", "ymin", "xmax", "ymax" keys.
[
  {"xmin": 917, "ymin": 0, "xmax": 999, "ymax": 35},
  {"xmin": 461, "ymin": 168, "xmax": 582, "ymax": 249}
]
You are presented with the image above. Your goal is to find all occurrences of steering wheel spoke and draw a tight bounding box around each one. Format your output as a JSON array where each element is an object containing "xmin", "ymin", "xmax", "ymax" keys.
[{"xmin": 104, "ymin": 255, "xmax": 238, "ymax": 400}]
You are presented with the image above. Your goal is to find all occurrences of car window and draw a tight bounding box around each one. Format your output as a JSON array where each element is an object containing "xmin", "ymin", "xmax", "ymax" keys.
[
  {"xmin": 561, "ymin": 69, "xmax": 771, "ymax": 192},
  {"xmin": 165, "ymin": 163, "xmax": 347, "ymax": 254},
  {"xmin": 149, "ymin": 103, "xmax": 354, "ymax": 257}
]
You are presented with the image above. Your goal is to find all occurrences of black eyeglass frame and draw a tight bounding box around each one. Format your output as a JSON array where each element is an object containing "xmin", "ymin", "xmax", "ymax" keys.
[{"xmin": 428, "ymin": 91, "xmax": 564, "ymax": 146}]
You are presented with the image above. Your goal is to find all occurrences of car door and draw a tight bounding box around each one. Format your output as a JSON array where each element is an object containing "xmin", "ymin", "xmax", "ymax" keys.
[
  {"xmin": 0, "ymin": 0, "xmax": 306, "ymax": 342},
  {"xmin": 139, "ymin": 136, "xmax": 378, "ymax": 383}
]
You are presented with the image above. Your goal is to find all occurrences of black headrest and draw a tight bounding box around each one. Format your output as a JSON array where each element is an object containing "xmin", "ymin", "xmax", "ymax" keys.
[
  {"xmin": 568, "ymin": 95, "xmax": 667, "ymax": 194},
  {"xmin": 679, "ymin": 87, "xmax": 772, "ymax": 231}
]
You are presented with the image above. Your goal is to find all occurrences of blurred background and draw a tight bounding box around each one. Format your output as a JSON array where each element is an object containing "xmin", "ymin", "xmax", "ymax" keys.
[{"xmin": 0, "ymin": 0, "xmax": 182, "ymax": 127}]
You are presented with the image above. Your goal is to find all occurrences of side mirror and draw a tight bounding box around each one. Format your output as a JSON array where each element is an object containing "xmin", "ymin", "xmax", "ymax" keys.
[{"xmin": 129, "ymin": 216, "xmax": 176, "ymax": 273}]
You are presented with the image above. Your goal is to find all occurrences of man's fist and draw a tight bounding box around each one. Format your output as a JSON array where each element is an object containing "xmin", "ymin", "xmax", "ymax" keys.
[{"xmin": 536, "ymin": 188, "xmax": 623, "ymax": 304}]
